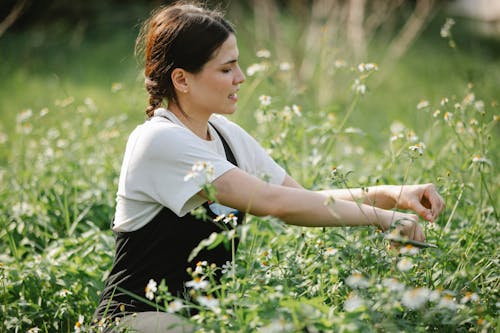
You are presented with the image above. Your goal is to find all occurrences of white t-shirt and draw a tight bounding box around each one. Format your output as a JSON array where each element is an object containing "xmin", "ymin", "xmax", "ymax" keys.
[{"xmin": 113, "ymin": 108, "xmax": 286, "ymax": 232}]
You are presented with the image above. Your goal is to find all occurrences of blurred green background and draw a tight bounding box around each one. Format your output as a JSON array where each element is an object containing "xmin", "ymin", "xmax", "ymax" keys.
[{"xmin": 1, "ymin": 0, "xmax": 499, "ymax": 139}]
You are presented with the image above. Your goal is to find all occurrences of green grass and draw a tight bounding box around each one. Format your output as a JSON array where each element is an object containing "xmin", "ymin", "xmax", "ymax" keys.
[{"xmin": 0, "ymin": 5, "xmax": 499, "ymax": 332}]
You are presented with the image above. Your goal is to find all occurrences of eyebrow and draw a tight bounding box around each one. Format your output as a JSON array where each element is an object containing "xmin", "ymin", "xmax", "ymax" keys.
[{"xmin": 220, "ymin": 58, "xmax": 238, "ymax": 65}]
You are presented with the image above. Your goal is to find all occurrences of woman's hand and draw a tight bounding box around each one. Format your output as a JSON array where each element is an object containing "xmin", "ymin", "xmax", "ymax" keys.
[
  {"xmin": 390, "ymin": 184, "xmax": 445, "ymax": 222},
  {"xmin": 390, "ymin": 213, "xmax": 425, "ymax": 242}
]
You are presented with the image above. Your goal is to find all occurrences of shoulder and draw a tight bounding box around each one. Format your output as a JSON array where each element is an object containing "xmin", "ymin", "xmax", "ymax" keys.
[{"xmin": 129, "ymin": 118, "xmax": 199, "ymax": 156}]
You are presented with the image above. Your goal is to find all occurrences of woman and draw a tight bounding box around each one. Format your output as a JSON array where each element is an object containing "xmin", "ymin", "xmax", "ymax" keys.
[{"xmin": 93, "ymin": 1, "xmax": 444, "ymax": 331}]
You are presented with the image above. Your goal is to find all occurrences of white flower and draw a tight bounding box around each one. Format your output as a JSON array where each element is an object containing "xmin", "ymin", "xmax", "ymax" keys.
[
  {"xmin": 461, "ymin": 292, "xmax": 479, "ymax": 304},
  {"xmin": 256, "ymin": 49, "xmax": 271, "ymax": 58},
  {"xmin": 417, "ymin": 100, "xmax": 430, "ymax": 110},
  {"xmin": 397, "ymin": 258, "xmax": 414, "ymax": 272},
  {"xmin": 438, "ymin": 294, "xmax": 458, "ymax": 311},
  {"xmin": 345, "ymin": 272, "xmax": 370, "ymax": 288},
  {"xmin": 259, "ymin": 95, "xmax": 272, "ymax": 106},
  {"xmin": 472, "ymin": 155, "xmax": 489, "ymax": 164},
  {"xmin": 292, "ymin": 104, "xmax": 302, "ymax": 117},
  {"xmin": 358, "ymin": 63, "xmax": 378, "ymax": 72},
  {"xmin": 246, "ymin": 63, "xmax": 267, "ymax": 76},
  {"xmin": 344, "ymin": 293, "xmax": 365, "ymax": 312},
  {"xmin": 401, "ymin": 287, "xmax": 430, "ymax": 309},
  {"xmin": 399, "ymin": 244, "xmax": 420, "ymax": 255},
  {"xmin": 167, "ymin": 299, "xmax": 184, "ymax": 313},
  {"xmin": 324, "ymin": 247, "xmax": 338, "ymax": 257},
  {"xmin": 184, "ymin": 161, "xmax": 214, "ymax": 182},
  {"xmin": 197, "ymin": 295, "xmax": 219, "ymax": 309},
  {"xmin": 27, "ymin": 328, "xmax": 41, "ymax": 333},
  {"xmin": 259, "ymin": 319, "xmax": 294, "ymax": 333},
  {"xmin": 145, "ymin": 279, "xmax": 157, "ymax": 300},
  {"xmin": 74, "ymin": 315, "xmax": 85, "ymax": 333},
  {"xmin": 382, "ymin": 278, "xmax": 405, "ymax": 292},
  {"xmin": 440, "ymin": 18, "xmax": 455, "ymax": 38},
  {"xmin": 57, "ymin": 288, "xmax": 72, "ymax": 297},
  {"xmin": 409, "ymin": 143, "xmax": 425, "ymax": 155},
  {"xmin": 194, "ymin": 261, "xmax": 208, "ymax": 275},
  {"xmin": 17, "ymin": 109, "xmax": 33, "ymax": 123},
  {"xmin": 279, "ymin": 62, "xmax": 292, "ymax": 71},
  {"xmin": 221, "ymin": 260, "xmax": 237, "ymax": 276},
  {"xmin": 352, "ymin": 79, "xmax": 366, "ymax": 95},
  {"xmin": 185, "ymin": 277, "xmax": 209, "ymax": 290}
]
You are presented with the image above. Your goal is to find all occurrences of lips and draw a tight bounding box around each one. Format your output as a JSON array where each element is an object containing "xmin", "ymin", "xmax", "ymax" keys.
[{"xmin": 228, "ymin": 92, "xmax": 238, "ymax": 102}]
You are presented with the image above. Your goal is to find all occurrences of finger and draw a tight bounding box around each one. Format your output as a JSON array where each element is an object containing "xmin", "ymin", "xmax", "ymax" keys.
[
  {"xmin": 425, "ymin": 186, "xmax": 445, "ymax": 220},
  {"xmin": 414, "ymin": 224, "xmax": 426, "ymax": 242},
  {"xmin": 410, "ymin": 198, "xmax": 434, "ymax": 222}
]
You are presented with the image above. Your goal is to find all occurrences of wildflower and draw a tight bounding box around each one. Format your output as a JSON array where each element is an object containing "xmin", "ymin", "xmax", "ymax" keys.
[
  {"xmin": 474, "ymin": 100, "xmax": 485, "ymax": 112},
  {"xmin": 344, "ymin": 293, "xmax": 365, "ymax": 312},
  {"xmin": 440, "ymin": 97, "xmax": 449, "ymax": 106},
  {"xmin": 399, "ymin": 244, "xmax": 420, "ymax": 255},
  {"xmin": 27, "ymin": 328, "xmax": 41, "ymax": 333},
  {"xmin": 463, "ymin": 93, "xmax": 475, "ymax": 105},
  {"xmin": 438, "ymin": 294, "xmax": 458, "ymax": 311},
  {"xmin": 246, "ymin": 63, "xmax": 266, "ymax": 76},
  {"xmin": 417, "ymin": 100, "xmax": 430, "ymax": 110},
  {"xmin": 145, "ymin": 279, "xmax": 157, "ymax": 300},
  {"xmin": 17, "ymin": 109, "xmax": 33, "ymax": 123},
  {"xmin": 409, "ymin": 142, "xmax": 425, "ymax": 155},
  {"xmin": 194, "ymin": 261, "xmax": 208, "ymax": 275},
  {"xmin": 259, "ymin": 95, "xmax": 272, "ymax": 106},
  {"xmin": 432, "ymin": 110, "xmax": 441, "ymax": 118},
  {"xmin": 74, "ymin": 315, "xmax": 84, "ymax": 333},
  {"xmin": 352, "ymin": 79, "xmax": 366, "ymax": 95},
  {"xmin": 345, "ymin": 272, "xmax": 370, "ymax": 288},
  {"xmin": 358, "ymin": 62, "xmax": 378, "ymax": 72},
  {"xmin": 256, "ymin": 49, "xmax": 271, "ymax": 58},
  {"xmin": 292, "ymin": 104, "xmax": 302, "ymax": 117},
  {"xmin": 472, "ymin": 155, "xmax": 489, "ymax": 164},
  {"xmin": 279, "ymin": 62, "xmax": 291, "ymax": 71},
  {"xmin": 184, "ymin": 161, "xmax": 214, "ymax": 182},
  {"xmin": 334, "ymin": 59, "xmax": 346, "ymax": 68},
  {"xmin": 39, "ymin": 108, "xmax": 49, "ymax": 117},
  {"xmin": 382, "ymin": 278, "xmax": 405, "ymax": 292},
  {"xmin": 167, "ymin": 299, "xmax": 184, "ymax": 313},
  {"xmin": 324, "ymin": 247, "xmax": 338, "ymax": 257},
  {"xmin": 197, "ymin": 295, "xmax": 220, "ymax": 309},
  {"xmin": 221, "ymin": 260, "xmax": 236, "ymax": 276},
  {"xmin": 185, "ymin": 277, "xmax": 209, "ymax": 290},
  {"xmin": 444, "ymin": 111, "xmax": 453, "ymax": 122},
  {"xmin": 397, "ymin": 258, "xmax": 414, "ymax": 272},
  {"xmin": 461, "ymin": 292, "xmax": 479, "ymax": 304},
  {"xmin": 57, "ymin": 288, "xmax": 72, "ymax": 297},
  {"xmin": 440, "ymin": 18, "xmax": 455, "ymax": 38},
  {"xmin": 469, "ymin": 118, "xmax": 478, "ymax": 126},
  {"xmin": 406, "ymin": 130, "xmax": 419, "ymax": 142},
  {"xmin": 494, "ymin": 115, "xmax": 499, "ymax": 122},
  {"xmin": 401, "ymin": 287, "xmax": 430, "ymax": 309}
]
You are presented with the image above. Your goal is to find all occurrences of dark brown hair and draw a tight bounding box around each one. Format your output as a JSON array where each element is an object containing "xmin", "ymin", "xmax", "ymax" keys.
[{"xmin": 136, "ymin": 1, "xmax": 235, "ymax": 117}]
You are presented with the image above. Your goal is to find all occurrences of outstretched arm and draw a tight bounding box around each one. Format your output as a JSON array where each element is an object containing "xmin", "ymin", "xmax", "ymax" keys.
[
  {"xmin": 282, "ymin": 175, "xmax": 445, "ymax": 222},
  {"xmin": 203, "ymin": 168, "xmax": 426, "ymax": 241}
]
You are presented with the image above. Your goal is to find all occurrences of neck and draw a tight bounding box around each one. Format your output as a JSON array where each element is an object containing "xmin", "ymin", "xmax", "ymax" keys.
[{"xmin": 168, "ymin": 102, "xmax": 211, "ymax": 140}]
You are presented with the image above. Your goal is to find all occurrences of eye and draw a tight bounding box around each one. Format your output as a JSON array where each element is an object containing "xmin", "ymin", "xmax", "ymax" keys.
[{"xmin": 222, "ymin": 68, "xmax": 232, "ymax": 73}]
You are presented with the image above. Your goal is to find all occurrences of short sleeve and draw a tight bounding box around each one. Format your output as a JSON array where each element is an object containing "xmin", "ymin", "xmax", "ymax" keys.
[{"xmin": 119, "ymin": 120, "xmax": 236, "ymax": 217}]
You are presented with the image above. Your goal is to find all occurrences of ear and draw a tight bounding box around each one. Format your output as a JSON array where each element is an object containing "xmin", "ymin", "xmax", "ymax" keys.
[{"xmin": 171, "ymin": 68, "xmax": 189, "ymax": 94}]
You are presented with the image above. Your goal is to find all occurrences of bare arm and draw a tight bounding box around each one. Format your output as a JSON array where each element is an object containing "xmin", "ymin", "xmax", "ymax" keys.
[{"xmin": 202, "ymin": 168, "xmax": 421, "ymax": 238}]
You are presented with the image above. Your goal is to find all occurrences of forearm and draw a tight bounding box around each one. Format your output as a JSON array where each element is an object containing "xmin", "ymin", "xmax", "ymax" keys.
[
  {"xmin": 319, "ymin": 185, "xmax": 399, "ymax": 210},
  {"xmin": 276, "ymin": 188, "xmax": 396, "ymax": 230}
]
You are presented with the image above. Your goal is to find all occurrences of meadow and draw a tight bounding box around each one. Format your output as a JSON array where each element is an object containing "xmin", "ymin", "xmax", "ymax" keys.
[{"xmin": 0, "ymin": 3, "xmax": 499, "ymax": 332}]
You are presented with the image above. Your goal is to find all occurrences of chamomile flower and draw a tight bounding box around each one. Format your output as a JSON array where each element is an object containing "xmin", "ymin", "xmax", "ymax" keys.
[
  {"xmin": 382, "ymin": 278, "xmax": 405, "ymax": 292},
  {"xmin": 344, "ymin": 293, "xmax": 365, "ymax": 312},
  {"xmin": 438, "ymin": 294, "xmax": 458, "ymax": 311},
  {"xmin": 399, "ymin": 244, "xmax": 420, "ymax": 255},
  {"xmin": 194, "ymin": 261, "xmax": 208, "ymax": 275},
  {"xmin": 74, "ymin": 315, "xmax": 85, "ymax": 333},
  {"xmin": 401, "ymin": 287, "xmax": 430, "ymax": 309},
  {"xmin": 397, "ymin": 258, "xmax": 414, "ymax": 272},
  {"xmin": 27, "ymin": 328, "xmax": 41, "ymax": 333},
  {"xmin": 259, "ymin": 95, "xmax": 272, "ymax": 107},
  {"xmin": 197, "ymin": 295, "xmax": 220, "ymax": 309},
  {"xmin": 324, "ymin": 247, "xmax": 338, "ymax": 257},
  {"xmin": 461, "ymin": 292, "xmax": 479, "ymax": 304},
  {"xmin": 185, "ymin": 277, "xmax": 209, "ymax": 290},
  {"xmin": 256, "ymin": 49, "xmax": 271, "ymax": 58},
  {"xmin": 145, "ymin": 279, "xmax": 157, "ymax": 300},
  {"xmin": 167, "ymin": 299, "xmax": 184, "ymax": 313},
  {"xmin": 345, "ymin": 272, "xmax": 370, "ymax": 288},
  {"xmin": 417, "ymin": 100, "xmax": 430, "ymax": 110}
]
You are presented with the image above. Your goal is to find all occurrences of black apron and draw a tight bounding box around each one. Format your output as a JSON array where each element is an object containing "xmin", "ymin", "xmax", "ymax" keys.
[{"xmin": 94, "ymin": 124, "xmax": 243, "ymax": 320}]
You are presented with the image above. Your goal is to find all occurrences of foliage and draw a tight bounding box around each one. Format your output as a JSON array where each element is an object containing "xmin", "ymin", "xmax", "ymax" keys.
[{"xmin": 0, "ymin": 8, "xmax": 499, "ymax": 333}]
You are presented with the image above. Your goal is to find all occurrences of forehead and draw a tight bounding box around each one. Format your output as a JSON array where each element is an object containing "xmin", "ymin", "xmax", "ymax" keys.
[{"xmin": 209, "ymin": 34, "xmax": 238, "ymax": 64}]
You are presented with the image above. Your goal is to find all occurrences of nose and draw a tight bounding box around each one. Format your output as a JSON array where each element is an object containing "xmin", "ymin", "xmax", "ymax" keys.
[{"xmin": 234, "ymin": 64, "xmax": 246, "ymax": 85}]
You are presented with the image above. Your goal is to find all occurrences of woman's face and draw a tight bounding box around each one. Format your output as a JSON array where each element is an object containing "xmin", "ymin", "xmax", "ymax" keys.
[{"xmin": 185, "ymin": 34, "xmax": 245, "ymax": 116}]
